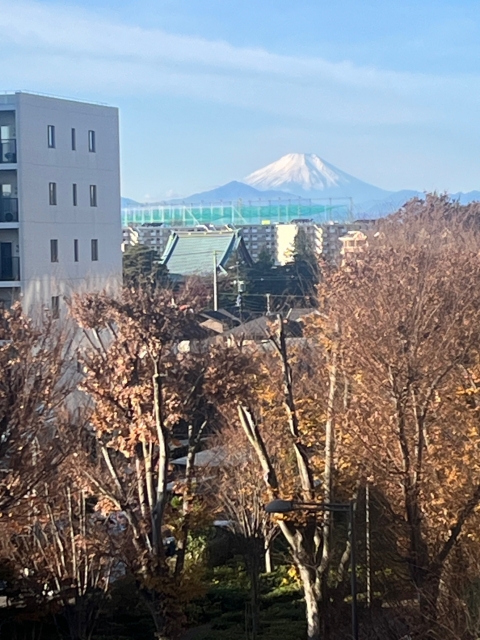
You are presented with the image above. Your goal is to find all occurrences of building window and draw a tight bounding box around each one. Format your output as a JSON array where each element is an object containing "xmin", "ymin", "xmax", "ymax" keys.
[
  {"xmin": 88, "ymin": 130, "xmax": 96, "ymax": 152},
  {"xmin": 74, "ymin": 239, "xmax": 79, "ymax": 262},
  {"xmin": 91, "ymin": 239, "xmax": 98, "ymax": 261},
  {"xmin": 49, "ymin": 182, "xmax": 57, "ymax": 205},
  {"xmin": 90, "ymin": 185, "xmax": 97, "ymax": 207},
  {"xmin": 71, "ymin": 128, "xmax": 76, "ymax": 150},
  {"xmin": 51, "ymin": 296, "xmax": 60, "ymax": 319},
  {"xmin": 72, "ymin": 183, "xmax": 78, "ymax": 206},
  {"xmin": 50, "ymin": 239, "xmax": 59, "ymax": 263},
  {"xmin": 47, "ymin": 125, "xmax": 55, "ymax": 148}
]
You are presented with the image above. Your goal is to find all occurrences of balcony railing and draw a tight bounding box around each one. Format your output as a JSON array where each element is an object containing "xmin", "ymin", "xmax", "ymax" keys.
[
  {"xmin": 0, "ymin": 140, "xmax": 16, "ymax": 164},
  {"xmin": 0, "ymin": 257, "xmax": 20, "ymax": 281},
  {"xmin": 0, "ymin": 197, "xmax": 18, "ymax": 222}
]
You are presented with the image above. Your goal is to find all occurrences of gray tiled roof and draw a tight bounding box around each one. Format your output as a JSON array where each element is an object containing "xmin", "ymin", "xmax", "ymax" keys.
[
  {"xmin": 160, "ymin": 230, "xmax": 249, "ymax": 276},
  {"xmin": 225, "ymin": 313, "xmax": 305, "ymax": 340}
]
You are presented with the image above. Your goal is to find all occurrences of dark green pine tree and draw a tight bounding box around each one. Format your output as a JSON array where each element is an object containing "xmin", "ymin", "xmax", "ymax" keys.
[
  {"xmin": 241, "ymin": 246, "xmax": 289, "ymax": 313},
  {"xmin": 122, "ymin": 244, "xmax": 169, "ymax": 288},
  {"xmin": 285, "ymin": 227, "xmax": 319, "ymax": 307}
]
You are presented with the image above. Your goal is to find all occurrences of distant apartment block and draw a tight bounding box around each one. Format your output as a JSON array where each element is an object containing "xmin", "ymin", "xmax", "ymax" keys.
[
  {"xmin": 339, "ymin": 229, "xmax": 369, "ymax": 265},
  {"xmin": 0, "ymin": 92, "xmax": 122, "ymax": 314},
  {"xmin": 123, "ymin": 219, "xmax": 374, "ymax": 266},
  {"xmin": 122, "ymin": 224, "xmax": 174, "ymax": 255}
]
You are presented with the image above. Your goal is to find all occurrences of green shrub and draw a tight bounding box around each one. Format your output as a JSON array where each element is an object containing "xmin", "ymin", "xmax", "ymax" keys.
[{"xmin": 212, "ymin": 611, "xmax": 246, "ymax": 629}]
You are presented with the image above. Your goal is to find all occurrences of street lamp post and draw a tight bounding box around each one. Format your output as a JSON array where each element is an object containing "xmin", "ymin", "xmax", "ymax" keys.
[{"xmin": 265, "ymin": 499, "xmax": 358, "ymax": 640}]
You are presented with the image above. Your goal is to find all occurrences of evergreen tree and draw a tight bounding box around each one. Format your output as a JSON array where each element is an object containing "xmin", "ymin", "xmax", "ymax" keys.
[
  {"xmin": 240, "ymin": 236, "xmax": 320, "ymax": 313},
  {"xmin": 123, "ymin": 244, "xmax": 169, "ymax": 288},
  {"xmin": 285, "ymin": 227, "xmax": 319, "ymax": 306},
  {"xmin": 241, "ymin": 246, "xmax": 288, "ymax": 313}
]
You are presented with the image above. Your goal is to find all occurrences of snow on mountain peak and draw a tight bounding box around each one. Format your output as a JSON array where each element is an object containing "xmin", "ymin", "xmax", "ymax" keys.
[{"xmin": 244, "ymin": 153, "xmax": 350, "ymax": 194}]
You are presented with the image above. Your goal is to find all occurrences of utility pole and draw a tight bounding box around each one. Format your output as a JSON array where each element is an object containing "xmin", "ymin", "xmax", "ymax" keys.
[
  {"xmin": 213, "ymin": 251, "xmax": 218, "ymax": 311},
  {"xmin": 266, "ymin": 293, "xmax": 271, "ymax": 315},
  {"xmin": 236, "ymin": 293, "xmax": 243, "ymax": 323}
]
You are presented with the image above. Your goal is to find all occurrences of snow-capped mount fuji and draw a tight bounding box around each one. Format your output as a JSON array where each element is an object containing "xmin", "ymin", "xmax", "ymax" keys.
[
  {"xmin": 244, "ymin": 153, "xmax": 391, "ymax": 203},
  {"xmin": 123, "ymin": 152, "xmax": 480, "ymax": 218},
  {"xmin": 245, "ymin": 153, "xmax": 344, "ymax": 192}
]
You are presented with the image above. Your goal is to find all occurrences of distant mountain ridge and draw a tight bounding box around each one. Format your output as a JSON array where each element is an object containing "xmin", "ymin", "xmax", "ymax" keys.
[
  {"xmin": 166, "ymin": 181, "xmax": 295, "ymax": 204},
  {"xmin": 121, "ymin": 197, "xmax": 141, "ymax": 207},
  {"xmin": 122, "ymin": 153, "xmax": 480, "ymax": 218}
]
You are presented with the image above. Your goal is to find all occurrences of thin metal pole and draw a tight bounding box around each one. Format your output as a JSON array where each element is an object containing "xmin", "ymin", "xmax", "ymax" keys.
[
  {"xmin": 366, "ymin": 482, "xmax": 371, "ymax": 608},
  {"xmin": 349, "ymin": 500, "xmax": 359, "ymax": 640},
  {"xmin": 213, "ymin": 251, "xmax": 218, "ymax": 311}
]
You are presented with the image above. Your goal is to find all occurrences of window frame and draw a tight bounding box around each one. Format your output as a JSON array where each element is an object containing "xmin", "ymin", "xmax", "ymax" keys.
[
  {"xmin": 49, "ymin": 182, "xmax": 57, "ymax": 206},
  {"xmin": 91, "ymin": 239, "xmax": 98, "ymax": 262},
  {"xmin": 50, "ymin": 239, "xmax": 59, "ymax": 263},
  {"xmin": 47, "ymin": 125, "xmax": 55, "ymax": 149},
  {"xmin": 51, "ymin": 296, "xmax": 60, "ymax": 319},
  {"xmin": 88, "ymin": 130, "xmax": 96, "ymax": 153},
  {"xmin": 89, "ymin": 184, "xmax": 97, "ymax": 207}
]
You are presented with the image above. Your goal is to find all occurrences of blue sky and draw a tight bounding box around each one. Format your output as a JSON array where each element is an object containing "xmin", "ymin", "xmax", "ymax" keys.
[{"xmin": 1, "ymin": 0, "xmax": 480, "ymax": 200}]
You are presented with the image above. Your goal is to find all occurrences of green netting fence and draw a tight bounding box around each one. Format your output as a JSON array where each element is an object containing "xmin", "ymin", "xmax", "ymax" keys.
[{"xmin": 122, "ymin": 199, "xmax": 353, "ymax": 227}]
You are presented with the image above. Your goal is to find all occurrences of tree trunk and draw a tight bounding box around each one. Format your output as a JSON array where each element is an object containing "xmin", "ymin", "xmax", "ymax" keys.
[
  {"xmin": 265, "ymin": 544, "xmax": 272, "ymax": 574},
  {"xmin": 64, "ymin": 595, "xmax": 97, "ymax": 640},
  {"xmin": 143, "ymin": 589, "xmax": 171, "ymax": 640},
  {"xmin": 417, "ymin": 567, "xmax": 441, "ymax": 637},
  {"xmin": 320, "ymin": 348, "xmax": 337, "ymax": 640},
  {"xmin": 298, "ymin": 566, "xmax": 321, "ymax": 640},
  {"xmin": 175, "ymin": 421, "xmax": 206, "ymax": 578},
  {"xmin": 152, "ymin": 368, "xmax": 169, "ymax": 557}
]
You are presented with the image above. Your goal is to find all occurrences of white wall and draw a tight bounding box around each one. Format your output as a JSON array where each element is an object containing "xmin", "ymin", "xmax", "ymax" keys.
[
  {"xmin": 275, "ymin": 224, "xmax": 298, "ymax": 265},
  {"xmin": 13, "ymin": 93, "xmax": 122, "ymax": 312}
]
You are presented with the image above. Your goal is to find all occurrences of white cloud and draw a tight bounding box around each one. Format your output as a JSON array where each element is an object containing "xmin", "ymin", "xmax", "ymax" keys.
[{"xmin": 0, "ymin": 0, "xmax": 478, "ymax": 127}]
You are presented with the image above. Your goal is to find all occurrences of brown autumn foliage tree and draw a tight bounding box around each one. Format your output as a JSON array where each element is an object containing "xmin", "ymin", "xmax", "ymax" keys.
[
  {"xmin": 0, "ymin": 480, "xmax": 112, "ymax": 640},
  {"xmin": 209, "ymin": 421, "xmax": 279, "ymax": 639},
  {"xmin": 208, "ymin": 322, "xmax": 349, "ymax": 640},
  {"xmin": 67, "ymin": 284, "xmax": 253, "ymax": 640},
  {"xmin": 327, "ymin": 195, "xmax": 480, "ymax": 637},
  {"xmin": 0, "ymin": 304, "xmax": 76, "ymax": 516},
  {"xmin": 0, "ymin": 304, "xmax": 98, "ymax": 638}
]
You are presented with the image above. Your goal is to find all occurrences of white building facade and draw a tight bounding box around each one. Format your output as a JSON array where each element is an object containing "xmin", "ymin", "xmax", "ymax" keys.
[{"xmin": 0, "ymin": 92, "xmax": 122, "ymax": 314}]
